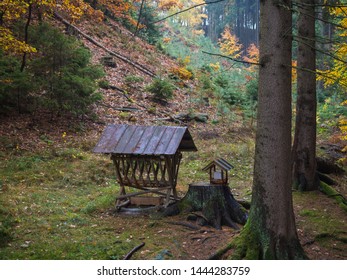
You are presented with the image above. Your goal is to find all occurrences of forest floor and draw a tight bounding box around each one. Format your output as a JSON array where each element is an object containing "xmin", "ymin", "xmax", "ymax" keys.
[
  {"xmin": 0, "ymin": 112, "xmax": 346, "ymax": 260},
  {"xmin": 0, "ymin": 16, "xmax": 346, "ymax": 260}
]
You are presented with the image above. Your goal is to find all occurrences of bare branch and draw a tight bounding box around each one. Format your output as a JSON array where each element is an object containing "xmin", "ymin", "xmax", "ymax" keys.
[
  {"xmin": 202, "ymin": 50, "xmax": 262, "ymax": 66},
  {"xmin": 292, "ymin": 1, "xmax": 347, "ymax": 8},
  {"xmin": 293, "ymin": 36, "xmax": 347, "ymax": 65},
  {"xmin": 151, "ymin": 0, "xmax": 227, "ymax": 25},
  {"xmin": 290, "ymin": 65, "xmax": 347, "ymax": 88},
  {"xmin": 292, "ymin": 5, "xmax": 347, "ymax": 29}
]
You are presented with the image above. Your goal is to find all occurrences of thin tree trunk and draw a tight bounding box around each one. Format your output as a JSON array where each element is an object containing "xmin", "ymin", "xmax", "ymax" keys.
[
  {"xmin": 134, "ymin": 0, "xmax": 145, "ymax": 37},
  {"xmin": 233, "ymin": 0, "xmax": 307, "ymax": 259},
  {"xmin": 20, "ymin": 3, "xmax": 32, "ymax": 72},
  {"xmin": 292, "ymin": 0, "xmax": 319, "ymax": 191}
]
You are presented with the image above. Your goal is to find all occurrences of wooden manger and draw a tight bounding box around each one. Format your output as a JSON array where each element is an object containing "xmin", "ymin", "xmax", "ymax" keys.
[{"xmin": 93, "ymin": 124, "xmax": 197, "ymax": 210}]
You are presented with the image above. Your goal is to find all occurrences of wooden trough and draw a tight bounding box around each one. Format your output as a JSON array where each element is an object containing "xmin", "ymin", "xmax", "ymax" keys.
[{"xmin": 93, "ymin": 124, "xmax": 197, "ymax": 209}]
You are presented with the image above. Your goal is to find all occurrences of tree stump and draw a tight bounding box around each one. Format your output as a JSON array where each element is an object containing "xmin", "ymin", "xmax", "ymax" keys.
[{"xmin": 164, "ymin": 183, "xmax": 248, "ymax": 230}]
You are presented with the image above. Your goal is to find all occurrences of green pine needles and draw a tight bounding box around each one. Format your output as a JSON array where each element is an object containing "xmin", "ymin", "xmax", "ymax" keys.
[{"xmin": 0, "ymin": 23, "xmax": 104, "ymax": 116}]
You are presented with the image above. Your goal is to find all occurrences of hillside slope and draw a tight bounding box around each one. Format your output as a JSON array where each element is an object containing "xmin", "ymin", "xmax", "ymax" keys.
[{"xmin": 0, "ymin": 15, "xmax": 228, "ymax": 152}]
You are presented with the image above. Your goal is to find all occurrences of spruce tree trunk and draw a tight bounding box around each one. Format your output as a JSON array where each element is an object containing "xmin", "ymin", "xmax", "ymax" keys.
[
  {"xmin": 292, "ymin": 0, "xmax": 319, "ymax": 191},
  {"xmin": 233, "ymin": 0, "xmax": 307, "ymax": 259}
]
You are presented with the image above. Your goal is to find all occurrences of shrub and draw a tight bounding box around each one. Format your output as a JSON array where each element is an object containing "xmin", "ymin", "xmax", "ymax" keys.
[
  {"xmin": 29, "ymin": 23, "xmax": 104, "ymax": 116},
  {"xmin": 146, "ymin": 78, "xmax": 175, "ymax": 101},
  {"xmin": 214, "ymin": 73, "xmax": 229, "ymax": 89},
  {"xmin": 169, "ymin": 66, "xmax": 193, "ymax": 80},
  {"xmin": 245, "ymin": 79, "xmax": 258, "ymax": 102},
  {"xmin": 124, "ymin": 75, "xmax": 144, "ymax": 84},
  {"xmin": 1, "ymin": 23, "xmax": 104, "ymax": 116},
  {"xmin": 0, "ymin": 51, "xmax": 33, "ymax": 114}
]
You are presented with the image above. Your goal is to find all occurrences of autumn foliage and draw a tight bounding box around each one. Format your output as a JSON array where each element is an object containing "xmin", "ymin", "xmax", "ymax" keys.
[
  {"xmin": 219, "ymin": 26, "xmax": 243, "ymax": 58},
  {"xmin": 318, "ymin": 6, "xmax": 347, "ymax": 90},
  {"xmin": 0, "ymin": 0, "xmax": 142, "ymax": 55},
  {"xmin": 316, "ymin": 6, "xmax": 347, "ymax": 161},
  {"xmin": 243, "ymin": 43, "xmax": 259, "ymax": 65}
]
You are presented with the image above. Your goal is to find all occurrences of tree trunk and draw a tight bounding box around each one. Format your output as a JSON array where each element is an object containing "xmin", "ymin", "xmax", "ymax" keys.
[
  {"xmin": 164, "ymin": 183, "xmax": 247, "ymax": 230},
  {"xmin": 292, "ymin": 0, "xmax": 319, "ymax": 191},
  {"xmin": 233, "ymin": 0, "xmax": 307, "ymax": 259},
  {"xmin": 20, "ymin": 3, "xmax": 32, "ymax": 72}
]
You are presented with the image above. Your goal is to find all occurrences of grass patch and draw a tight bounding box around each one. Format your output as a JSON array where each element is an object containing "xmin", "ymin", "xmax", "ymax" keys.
[
  {"xmin": 0, "ymin": 147, "xmax": 128, "ymax": 259},
  {"xmin": 178, "ymin": 138, "xmax": 254, "ymax": 200},
  {"xmin": 294, "ymin": 191, "xmax": 347, "ymax": 256}
]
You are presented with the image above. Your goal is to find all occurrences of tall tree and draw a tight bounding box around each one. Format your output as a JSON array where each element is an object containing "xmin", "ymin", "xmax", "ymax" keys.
[
  {"xmin": 233, "ymin": 0, "xmax": 306, "ymax": 259},
  {"xmin": 292, "ymin": 0, "xmax": 319, "ymax": 191}
]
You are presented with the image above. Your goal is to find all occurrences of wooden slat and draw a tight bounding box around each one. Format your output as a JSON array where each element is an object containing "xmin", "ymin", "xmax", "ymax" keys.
[
  {"xmin": 130, "ymin": 196, "xmax": 163, "ymax": 206},
  {"xmin": 93, "ymin": 124, "xmax": 128, "ymax": 153},
  {"xmin": 143, "ymin": 126, "xmax": 166, "ymax": 155},
  {"xmin": 116, "ymin": 187, "xmax": 171, "ymax": 200}
]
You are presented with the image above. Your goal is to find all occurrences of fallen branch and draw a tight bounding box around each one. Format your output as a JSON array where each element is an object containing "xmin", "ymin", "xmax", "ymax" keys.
[
  {"xmin": 123, "ymin": 242, "xmax": 145, "ymax": 260},
  {"xmin": 157, "ymin": 112, "xmax": 208, "ymax": 123},
  {"xmin": 96, "ymin": 102, "xmax": 142, "ymax": 112},
  {"xmin": 202, "ymin": 236, "xmax": 217, "ymax": 244},
  {"xmin": 53, "ymin": 12, "xmax": 156, "ymax": 77},
  {"xmin": 106, "ymin": 85, "xmax": 148, "ymax": 110}
]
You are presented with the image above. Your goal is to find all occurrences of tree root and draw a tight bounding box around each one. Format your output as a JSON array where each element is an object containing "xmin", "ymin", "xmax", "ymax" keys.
[{"xmin": 166, "ymin": 221, "xmax": 201, "ymax": 231}]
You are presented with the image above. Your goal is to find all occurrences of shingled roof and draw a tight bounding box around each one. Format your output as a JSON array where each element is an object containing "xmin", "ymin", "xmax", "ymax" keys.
[
  {"xmin": 202, "ymin": 158, "xmax": 234, "ymax": 171},
  {"xmin": 93, "ymin": 124, "xmax": 197, "ymax": 155}
]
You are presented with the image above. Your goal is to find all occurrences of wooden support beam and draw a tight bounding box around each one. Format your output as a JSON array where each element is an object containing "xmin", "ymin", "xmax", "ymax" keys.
[{"xmin": 116, "ymin": 187, "xmax": 172, "ymax": 200}]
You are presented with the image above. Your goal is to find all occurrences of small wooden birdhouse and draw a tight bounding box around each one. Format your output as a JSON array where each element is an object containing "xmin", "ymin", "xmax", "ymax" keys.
[{"xmin": 202, "ymin": 158, "xmax": 233, "ymax": 185}]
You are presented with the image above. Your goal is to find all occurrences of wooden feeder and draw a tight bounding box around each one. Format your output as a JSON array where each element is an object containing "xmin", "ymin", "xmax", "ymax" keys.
[
  {"xmin": 202, "ymin": 158, "xmax": 233, "ymax": 185},
  {"xmin": 93, "ymin": 124, "xmax": 197, "ymax": 209}
]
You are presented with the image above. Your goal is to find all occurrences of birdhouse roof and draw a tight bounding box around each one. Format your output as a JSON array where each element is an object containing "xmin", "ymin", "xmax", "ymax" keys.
[
  {"xmin": 93, "ymin": 124, "xmax": 197, "ymax": 155},
  {"xmin": 202, "ymin": 158, "xmax": 234, "ymax": 171}
]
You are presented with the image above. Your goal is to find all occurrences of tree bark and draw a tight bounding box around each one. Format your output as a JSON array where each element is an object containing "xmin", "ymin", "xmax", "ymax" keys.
[
  {"xmin": 292, "ymin": 0, "xmax": 319, "ymax": 191},
  {"xmin": 164, "ymin": 183, "xmax": 247, "ymax": 230},
  {"xmin": 233, "ymin": 0, "xmax": 307, "ymax": 259}
]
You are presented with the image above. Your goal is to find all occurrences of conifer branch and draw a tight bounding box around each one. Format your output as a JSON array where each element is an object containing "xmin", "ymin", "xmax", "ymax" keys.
[{"xmin": 293, "ymin": 36, "xmax": 347, "ymax": 65}]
